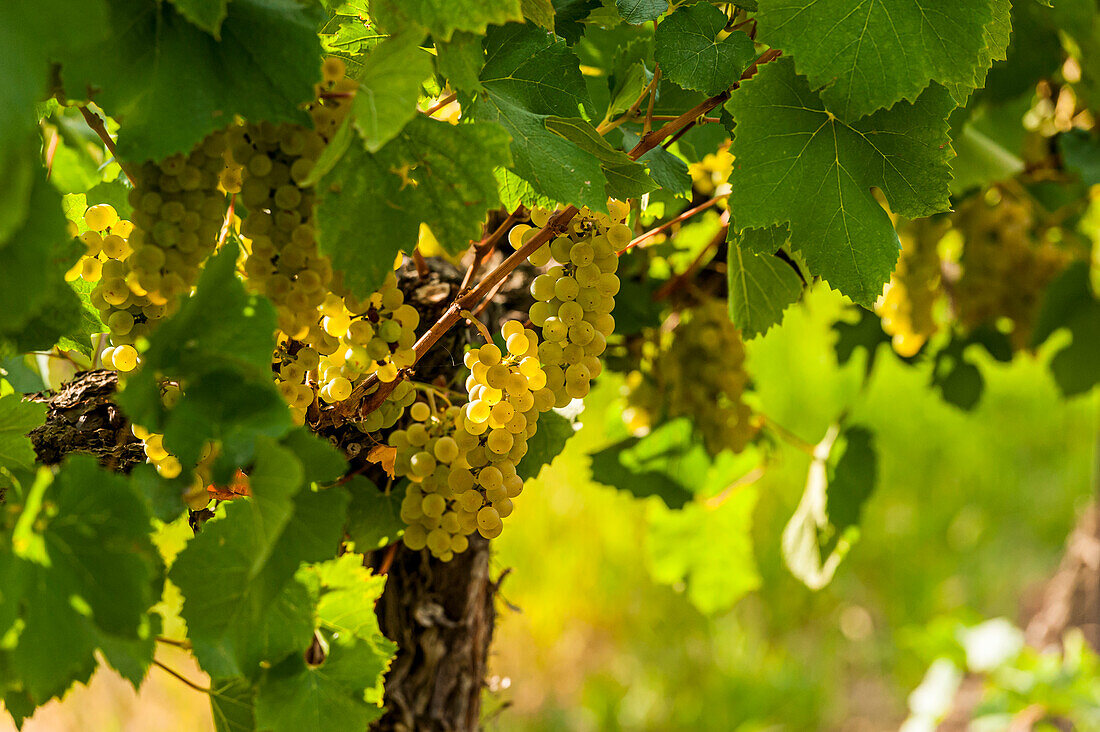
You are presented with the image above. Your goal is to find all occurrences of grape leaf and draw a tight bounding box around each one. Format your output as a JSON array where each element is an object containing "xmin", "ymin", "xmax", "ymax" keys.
[
  {"xmin": 623, "ymin": 131, "xmax": 692, "ymax": 197},
  {"xmin": 589, "ymin": 419, "xmax": 705, "ymax": 508},
  {"xmin": 475, "ymin": 24, "xmax": 618, "ymax": 212},
  {"xmin": 255, "ymin": 640, "xmax": 388, "ymax": 731},
  {"xmin": 58, "ymin": 0, "xmax": 321, "ymax": 161},
  {"xmin": 940, "ymin": 0, "xmax": 1012, "ymax": 107},
  {"xmin": 168, "ymin": 0, "xmax": 229, "ymax": 35},
  {"xmin": 727, "ymin": 59, "xmax": 954, "ymax": 306},
  {"xmin": 96, "ymin": 618, "xmax": 159, "ymax": 690},
  {"xmin": 353, "ymin": 32, "xmax": 434, "ymax": 152},
  {"xmin": 280, "ymin": 429, "xmax": 347, "ymax": 486},
  {"xmin": 646, "ymin": 485, "xmax": 761, "ymax": 614},
  {"xmin": 517, "ymin": 410, "xmax": 577, "ymax": 481},
  {"xmin": 727, "ymin": 243, "xmax": 802, "ymax": 338},
  {"xmin": 617, "ymin": 0, "xmax": 667, "ymax": 24},
  {"xmin": 0, "ymin": 173, "xmax": 82, "ymax": 349},
  {"xmin": 654, "ymin": 4, "xmax": 755, "ymax": 96},
  {"xmin": 170, "ymin": 483, "xmax": 350, "ymax": 678},
  {"xmin": 115, "ymin": 246, "xmax": 290, "ymax": 470},
  {"xmin": 435, "ymin": 32, "xmax": 486, "ymax": 93},
  {"xmin": 371, "ymin": 0, "xmax": 523, "ymax": 41},
  {"xmin": 316, "ymin": 117, "xmax": 510, "ymax": 299},
  {"xmin": 755, "ymin": 0, "xmax": 1001, "ymax": 120},
  {"xmin": 735, "ymin": 223, "xmax": 790, "ymax": 256},
  {"xmin": 783, "ymin": 425, "xmax": 877, "ymax": 589},
  {"xmin": 210, "ymin": 677, "xmax": 257, "ymax": 732},
  {"xmin": 346, "ymin": 477, "xmax": 406, "ymax": 551},
  {"xmin": 7, "ymin": 458, "xmax": 160, "ymax": 702},
  {"xmin": 0, "ymin": 0, "xmax": 107, "ymax": 195},
  {"xmin": 1031, "ymin": 262, "xmax": 1100, "ymax": 397},
  {"xmin": 544, "ymin": 117, "xmax": 657, "ymax": 199},
  {"xmin": 931, "ymin": 335, "xmax": 984, "ymax": 410},
  {"xmin": 553, "ymin": 0, "xmax": 603, "ymax": 44},
  {"xmin": 0, "ymin": 396, "xmax": 45, "ymax": 474},
  {"xmin": 256, "ymin": 555, "xmax": 394, "ymax": 731},
  {"xmin": 523, "ymin": 0, "xmax": 557, "ymax": 29}
]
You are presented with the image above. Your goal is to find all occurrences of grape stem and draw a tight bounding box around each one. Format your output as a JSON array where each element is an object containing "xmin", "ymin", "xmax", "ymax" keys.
[
  {"xmin": 424, "ymin": 93, "xmax": 459, "ymax": 117},
  {"xmin": 705, "ymin": 464, "xmax": 765, "ymax": 509},
  {"xmin": 152, "ymin": 659, "xmax": 210, "ymax": 694},
  {"xmin": 653, "ymin": 209, "xmax": 730, "ymax": 301},
  {"xmin": 78, "ymin": 104, "xmax": 137, "ymax": 184},
  {"xmin": 462, "ymin": 209, "xmax": 524, "ymax": 290},
  {"xmin": 412, "ymin": 247, "xmax": 430, "ymax": 279},
  {"xmin": 617, "ymin": 195, "xmax": 725, "ymax": 256},
  {"xmin": 337, "ymin": 49, "xmax": 783, "ymax": 424},
  {"xmin": 761, "ymin": 416, "xmax": 817, "ymax": 456}
]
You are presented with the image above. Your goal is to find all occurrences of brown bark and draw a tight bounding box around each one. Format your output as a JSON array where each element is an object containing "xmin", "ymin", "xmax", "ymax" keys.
[{"xmin": 367, "ymin": 537, "xmax": 496, "ymax": 732}]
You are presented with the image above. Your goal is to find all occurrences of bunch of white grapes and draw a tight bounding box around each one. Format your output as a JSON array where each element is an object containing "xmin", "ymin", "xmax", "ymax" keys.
[
  {"xmin": 229, "ymin": 120, "xmax": 332, "ymax": 340},
  {"xmin": 126, "ymin": 130, "xmax": 231, "ymax": 302},
  {"xmin": 67, "ymin": 203, "xmax": 177, "ymax": 373},
  {"xmin": 522, "ymin": 201, "xmax": 628, "ymax": 407},
  {"xmin": 392, "ymin": 321, "xmax": 553, "ymax": 560}
]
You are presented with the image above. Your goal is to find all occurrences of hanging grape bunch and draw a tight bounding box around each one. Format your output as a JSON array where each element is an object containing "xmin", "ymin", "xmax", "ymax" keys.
[
  {"xmin": 876, "ymin": 217, "xmax": 950, "ymax": 357},
  {"xmin": 524, "ymin": 201, "xmax": 628, "ymax": 407},
  {"xmin": 391, "ymin": 322, "xmax": 552, "ymax": 560},
  {"xmin": 70, "ymin": 203, "xmax": 169, "ymax": 373},
  {"xmin": 125, "ymin": 130, "xmax": 231, "ymax": 302},
  {"xmin": 952, "ymin": 191, "xmax": 1072, "ymax": 349},
  {"xmin": 624, "ymin": 299, "xmax": 757, "ymax": 456}
]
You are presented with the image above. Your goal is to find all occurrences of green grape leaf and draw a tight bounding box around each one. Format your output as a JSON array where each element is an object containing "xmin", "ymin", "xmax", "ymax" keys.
[
  {"xmin": 255, "ymin": 639, "xmax": 388, "ymax": 731},
  {"xmin": 518, "ymin": 410, "xmax": 577, "ymax": 481},
  {"xmin": 727, "ymin": 59, "xmax": 954, "ymax": 307},
  {"xmin": 115, "ymin": 246, "xmax": 289, "ymax": 469},
  {"xmin": 1059, "ymin": 131, "xmax": 1100, "ymax": 187},
  {"xmin": 320, "ymin": 5, "xmax": 384, "ymax": 58},
  {"xmin": 316, "ymin": 117, "xmax": 510, "ymax": 299},
  {"xmin": 496, "ymin": 168, "xmax": 556, "ymax": 211},
  {"xmin": 825, "ymin": 427, "xmax": 877, "ymax": 536},
  {"xmin": 475, "ymin": 24, "xmax": 617, "ymax": 212},
  {"xmin": 523, "ymin": 0, "xmax": 557, "ymax": 29},
  {"xmin": 8, "ymin": 458, "xmax": 160, "ymax": 702},
  {"xmin": 622, "ymin": 131, "xmax": 692, "ymax": 197},
  {"xmin": 435, "ymin": 32, "xmax": 486, "ymax": 93},
  {"xmin": 949, "ymin": 123, "xmax": 1024, "ymax": 196},
  {"xmin": 940, "ymin": 0, "xmax": 1012, "ymax": 106},
  {"xmin": 168, "ymin": 0, "xmax": 229, "ymax": 35},
  {"xmin": 0, "ymin": 355, "xmax": 46, "ymax": 394},
  {"xmin": 170, "ymin": 493, "xmax": 347, "ymax": 678},
  {"xmin": 0, "ymin": 396, "xmax": 45, "ymax": 474},
  {"xmin": 280, "ymin": 429, "xmax": 347, "ymax": 486},
  {"xmin": 0, "ymin": 173, "xmax": 81, "ymax": 348},
  {"xmin": 782, "ymin": 425, "xmax": 877, "ymax": 589},
  {"xmin": 371, "ymin": 0, "xmax": 523, "ymax": 41},
  {"xmin": 1031, "ymin": 262, "xmax": 1100, "ymax": 397},
  {"xmin": 755, "ymin": 0, "xmax": 1002, "ymax": 119},
  {"xmin": 654, "ymin": 4, "xmax": 755, "ymax": 96},
  {"xmin": 96, "ymin": 618, "xmax": 159, "ymax": 690},
  {"xmin": 931, "ymin": 335, "xmax": 984, "ymax": 410},
  {"xmin": 727, "ymin": 244, "xmax": 802, "ymax": 338},
  {"xmin": 58, "ymin": 0, "xmax": 320, "ymax": 161},
  {"xmin": 304, "ymin": 553, "xmax": 396, "ymax": 669},
  {"xmin": 553, "ymin": 0, "xmax": 602, "ymax": 44},
  {"xmin": 545, "ymin": 117, "xmax": 658, "ymax": 199},
  {"xmin": 346, "ymin": 477, "xmax": 407, "ymax": 551},
  {"xmin": 646, "ymin": 485, "xmax": 761, "ymax": 614},
  {"xmin": 589, "ymin": 419, "xmax": 706, "ymax": 508},
  {"xmin": 0, "ymin": 1, "xmax": 108, "ymax": 195},
  {"xmin": 735, "ymin": 223, "xmax": 790, "ymax": 256},
  {"xmin": 617, "ymin": 0, "xmax": 667, "ymax": 24},
  {"xmin": 210, "ymin": 677, "xmax": 257, "ymax": 732},
  {"xmin": 353, "ymin": 32, "xmax": 434, "ymax": 152}
]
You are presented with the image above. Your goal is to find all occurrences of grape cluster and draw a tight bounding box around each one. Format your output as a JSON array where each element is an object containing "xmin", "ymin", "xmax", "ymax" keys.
[
  {"xmin": 524, "ymin": 202, "xmax": 627, "ymax": 408},
  {"xmin": 126, "ymin": 131, "xmax": 231, "ymax": 303},
  {"xmin": 688, "ymin": 146, "xmax": 734, "ymax": 197},
  {"xmin": 876, "ymin": 218, "xmax": 949, "ymax": 357},
  {"xmin": 229, "ymin": 121, "xmax": 331, "ymax": 339},
  {"xmin": 314, "ymin": 273, "xmax": 418, "ymax": 399},
  {"xmin": 392, "ymin": 322, "xmax": 551, "ymax": 560},
  {"xmin": 67, "ymin": 204, "xmax": 173, "ymax": 373},
  {"xmin": 623, "ymin": 300, "xmax": 757, "ymax": 456},
  {"xmin": 952, "ymin": 192, "xmax": 1071, "ymax": 349}
]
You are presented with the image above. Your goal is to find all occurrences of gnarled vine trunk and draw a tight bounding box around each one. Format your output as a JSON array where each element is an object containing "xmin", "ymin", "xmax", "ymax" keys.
[{"xmin": 367, "ymin": 539, "xmax": 495, "ymax": 731}]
